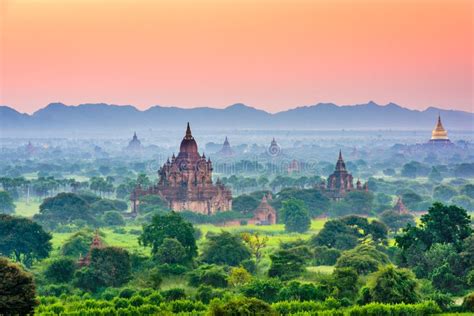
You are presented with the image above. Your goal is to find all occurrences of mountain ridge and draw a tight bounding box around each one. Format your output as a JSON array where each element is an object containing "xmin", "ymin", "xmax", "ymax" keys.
[{"xmin": 0, "ymin": 102, "xmax": 472, "ymax": 136}]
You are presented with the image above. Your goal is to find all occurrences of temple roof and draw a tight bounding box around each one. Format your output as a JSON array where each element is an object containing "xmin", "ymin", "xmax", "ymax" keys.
[
  {"xmin": 179, "ymin": 122, "xmax": 199, "ymax": 155},
  {"xmin": 335, "ymin": 150, "xmax": 347, "ymax": 171},
  {"xmin": 431, "ymin": 115, "xmax": 449, "ymax": 140}
]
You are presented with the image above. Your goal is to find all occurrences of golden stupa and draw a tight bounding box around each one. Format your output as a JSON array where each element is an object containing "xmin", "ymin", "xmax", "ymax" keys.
[{"xmin": 430, "ymin": 115, "xmax": 449, "ymax": 140}]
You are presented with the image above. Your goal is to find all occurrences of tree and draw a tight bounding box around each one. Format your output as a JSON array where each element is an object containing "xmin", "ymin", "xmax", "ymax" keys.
[
  {"xmin": 155, "ymin": 238, "xmax": 187, "ymax": 265},
  {"xmin": 281, "ymin": 198, "xmax": 311, "ymax": 233},
  {"xmin": 366, "ymin": 265, "xmax": 419, "ymax": 304},
  {"xmin": 75, "ymin": 247, "xmax": 131, "ymax": 291},
  {"xmin": 34, "ymin": 192, "xmax": 95, "ymax": 228},
  {"xmin": 0, "ymin": 257, "xmax": 37, "ymax": 315},
  {"xmin": 140, "ymin": 212, "xmax": 197, "ymax": 262},
  {"xmin": 208, "ymin": 297, "xmax": 275, "ymax": 316},
  {"xmin": 228, "ymin": 266, "xmax": 252, "ymax": 287},
  {"xmin": 0, "ymin": 191, "xmax": 15, "ymax": 214},
  {"xmin": 429, "ymin": 167, "xmax": 443, "ymax": 182},
  {"xmin": 335, "ymin": 244, "xmax": 389, "ymax": 275},
  {"xmin": 311, "ymin": 219, "xmax": 359, "ymax": 250},
  {"xmin": 332, "ymin": 267, "xmax": 359, "ymax": 299},
  {"xmin": 343, "ymin": 191, "xmax": 375, "ymax": 215},
  {"xmin": 433, "ymin": 185, "xmax": 458, "ymax": 203},
  {"xmin": 45, "ymin": 258, "xmax": 76, "ymax": 283},
  {"xmin": 188, "ymin": 264, "xmax": 228, "ymax": 288},
  {"xmin": 241, "ymin": 232, "xmax": 268, "ymax": 266},
  {"xmin": 61, "ymin": 230, "xmax": 94, "ymax": 257},
  {"xmin": 201, "ymin": 231, "xmax": 251, "ymax": 266},
  {"xmin": 268, "ymin": 247, "xmax": 310, "ymax": 280},
  {"xmin": 460, "ymin": 184, "xmax": 474, "ymax": 199},
  {"xmin": 396, "ymin": 203, "xmax": 472, "ymax": 252},
  {"xmin": 379, "ymin": 210, "xmax": 415, "ymax": 232},
  {"xmin": 0, "ymin": 214, "xmax": 52, "ymax": 267},
  {"xmin": 240, "ymin": 278, "xmax": 283, "ymax": 303},
  {"xmin": 102, "ymin": 211, "xmax": 125, "ymax": 226},
  {"xmin": 232, "ymin": 195, "xmax": 260, "ymax": 213}
]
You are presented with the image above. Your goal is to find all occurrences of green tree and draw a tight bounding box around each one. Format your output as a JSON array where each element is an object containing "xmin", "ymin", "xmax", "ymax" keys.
[
  {"xmin": 45, "ymin": 258, "xmax": 76, "ymax": 283},
  {"xmin": 155, "ymin": 238, "xmax": 187, "ymax": 265},
  {"xmin": 281, "ymin": 198, "xmax": 311, "ymax": 233},
  {"xmin": 343, "ymin": 191, "xmax": 374, "ymax": 215},
  {"xmin": 0, "ymin": 257, "xmax": 37, "ymax": 315},
  {"xmin": 429, "ymin": 167, "xmax": 443, "ymax": 182},
  {"xmin": 332, "ymin": 267, "xmax": 359, "ymax": 299},
  {"xmin": 61, "ymin": 230, "xmax": 94, "ymax": 257},
  {"xmin": 366, "ymin": 265, "xmax": 419, "ymax": 304},
  {"xmin": 0, "ymin": 214, "xmax": 52, "ymax": 267},
  {"xmin": 396, "ymin": 202, "xmax": 472, "ymax": 252},
  {"xmin": 335, "ymin": 244, "xmax": 389, "ymax": 275},
  {"xmin": 140, "ymin": 212, "xmax": 197, "ymax": 262},
  {"xmin": 379, "ymin": 210, "xmax": 415, "ymax": 232},
  {"xmin": 433, "ymin": 185, "xmax": 458, "ymax": 203},
  {"xmin": 102, "ymin": 211, "xmax": 125, "ymax": 226},
  {"xmin": 35, "ymin": 192, "xmax": 95, "ymax": 228},
  {"xmin": 188, "ymin": 264, "xmax": 228, "ymax": 288},
  {"xmin": 311, "ymin": 219, "xmax": 359, "ymax": 250},
  {"xmin": 0, "ymin": 191, "xmax": 15, "ymax": 214},
  {"xmin": 201, "ymin": 231, "xmax": 251, "ymax": 266},
  {"xmin": 232, "ymin": 195, "xmax": 260, "ymax": 213},
  {"xmin": 228, "ymin": 266, "xmax": 252, "ymax": 287},
  {"xmin": 268, "ymin": 247, "xmax": 310, "ymax": 280},
  {"xmin": 208, "ymin": 297, "xmax": 275, "ymax": 316}
]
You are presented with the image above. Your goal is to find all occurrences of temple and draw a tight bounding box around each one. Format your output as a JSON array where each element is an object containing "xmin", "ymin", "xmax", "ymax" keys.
[
  {"xmin": 250, "ymin": 194, "xmax": 277, "ymax": 225},
  {"xmin": 131, "ymin": 123, "xmax": 232, "ymax": 215},
  {"xmin": 393, "ymin": 196, "xmax": 408, "ymax": 214},
  {"xmin": 218, "ymin": 137, "xmax": 234, "ymax": 156},
  {"xmin": 428, "ymin": 115, "xmax": 451, "ymax": 145},
  {"xmin": 322, "ymin": 150, "xmax": 368, "ymax": 200},
  {"xmin": 127, "ymin": 132, "xmax": 142, "ymax": 151},
  {"xmin": 267, "ymin": 138, "xmax": 281, "ymax": 157},
  {"xmin": 78, "ymin": 231, "xmax": 104, "ymax": 267}
]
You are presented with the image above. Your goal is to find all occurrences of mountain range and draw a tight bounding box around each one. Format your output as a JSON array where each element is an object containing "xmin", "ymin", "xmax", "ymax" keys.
[{"xmin": 0, "ymin": 102, "xmax": 472, "ymax": 136}]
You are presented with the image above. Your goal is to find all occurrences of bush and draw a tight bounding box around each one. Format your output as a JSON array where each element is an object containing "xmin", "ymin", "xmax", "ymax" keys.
[
  {"xmin": 170, "ymin": 299, "xmax": 206, "ymax": 313},
  {"xmin": 119, "ymin": 288, "xmax": 136, "ymax": 299},
  {"xmin": 348, "ymin": 301, "xmax": 440, "ymax": 315},
  {"xmin": 102, "ymin": 211, "xmax": 126, "ymax": 226},
  {"xmin": 44, "ymin": 258, "xmax": 76, "ymax": 283},
  {"xmin": 241, "ymin": 278, "xmax": 283, "ymax": 303},
  {"xmin": 462, "ymin": 292, "xmax": 474, "ymax": 312},
  {"xmin": 208, "ymin": 297, "xmax": 275, "ymax": 315},
  {"xmin": 195, "ymin": 285, "xmax": 224, "ymax": 304},
  {"xmin": 313, "ymin": 246, "xmax": 341, "ymax": 266},
  {"xmin": 161, "ymin": 288, "xmax": 186, "ymax": 301},
  {"xmin": 157, "ymin": 263, "xmax": 188, "ymax": 276},
  {"xmin": 188, "ymin": 265, "xmax": 228, "ymax": 288}
]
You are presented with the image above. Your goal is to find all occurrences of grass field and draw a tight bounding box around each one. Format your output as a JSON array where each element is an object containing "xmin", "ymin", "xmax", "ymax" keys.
[{"xmin": 14, "ymin": 200, "xmax": 41, "ymax": 217}]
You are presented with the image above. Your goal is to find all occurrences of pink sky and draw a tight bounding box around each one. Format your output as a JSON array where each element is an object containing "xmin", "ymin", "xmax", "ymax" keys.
[{"xmin": 0, "ymin": 0, "xmax": 472, "ymax": 114}]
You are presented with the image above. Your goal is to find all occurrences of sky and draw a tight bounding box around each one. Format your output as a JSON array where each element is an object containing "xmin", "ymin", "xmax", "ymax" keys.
[{"xmin": 0, "ymin": 0, "xmax": 472, "ymax": 114}]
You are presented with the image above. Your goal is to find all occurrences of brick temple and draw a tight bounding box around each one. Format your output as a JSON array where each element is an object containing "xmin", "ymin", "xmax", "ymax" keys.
[{"xmin": 131, "ymin": 123, "xmax": 232, "ymax": 215}]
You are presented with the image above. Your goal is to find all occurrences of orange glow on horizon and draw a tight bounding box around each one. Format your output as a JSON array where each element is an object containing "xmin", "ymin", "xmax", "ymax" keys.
[{"xmin": 0, "ymin": 0, "xmax": 472, "ymax": 113}]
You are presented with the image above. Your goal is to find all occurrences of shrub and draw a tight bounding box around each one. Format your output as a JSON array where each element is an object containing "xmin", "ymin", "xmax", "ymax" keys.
[
  {"xmin": 313, "ymin": 246, "xmax": 341, "ymax": 266},
  {"xmin": 195, "ymin": 285, "xmax": 224, "ymax": 304},
  {"xmin": 241, "ymin": 278, "xmax": 283, "ymax": 303},
  {"xmin": 462, "ymin": 292, "xmax": 474, "ymax": 312},
  {"xmin": 130, "ymin": 295, "xmax": 145, "ymax": 307},
  {"xmin": 119, "ymin": 288, "xmax": 136, "ymax": 299},
  {"xmin": 208, "ymin": 297, "xmax": 275, "ymax": 315},
  {"xmin": 188, "ymin": 265, "xmax": 228, "ymax": 288},
  {"xmin": 45, "ymin": 258, "xmax": 76, "ymax": 283},
  {"xmin": 102, "ymin": 211, "xmax": 126, "ymax": 226},
  {"xmin": 170, "ymin": 299, "xmax": 206, "ymax": 313},
  {"xmin": 161, "ymin": 288, "xmax": 186, "ymax": 301}
]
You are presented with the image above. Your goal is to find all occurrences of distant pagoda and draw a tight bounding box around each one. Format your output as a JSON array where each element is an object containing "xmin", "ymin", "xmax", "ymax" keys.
[
  {"xmin": 251, "ymin": 194, "xmax": 277, "ymax": 225},
  {"xmin": 131, "ymin": 123, "xmax": 232, "ymax": 215},
  {"xmin": 393, "ymin": 196, "xmax": 408, "ymax": 214},
  {"xmin": 218, "ymin": 137, "xmax": 234, "ymax": 156},
  {"xmin": 267, "ymin": 138, "xmax": 281, "ymax": 157},
  {"xmin": 323, "ymin": 150, "xmax": 368, "ymax": 200},
  {"xmin": 127, "ymin": 132, "xmax": 142, "ymax": 151},
  {"xmin": 78, "ymin": 231, "xmax": 104, "ymax": 267},
  {"xmin": 428, "ymin": 115, "xmax": 451, "ymax": 145}
]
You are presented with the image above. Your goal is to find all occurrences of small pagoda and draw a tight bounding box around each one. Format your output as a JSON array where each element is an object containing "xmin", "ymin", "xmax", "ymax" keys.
[
  {"xmin": 393, "ymin": 196, "xmax": 409, "ymax": 214},
  {"xmin": 250, "ymin": 194, "xmax": 276, "ymax": 225},
  {"xmin": 218, "ymin": 137, "xmax": 234, "ymax": 156},
  {"xmin": 78, "ymin": 231, "xmax": 104, "ymax": 267},
  {"xmin": 126, "ymin": 132, "xmax": 142, "ymax": 151},
  {"xmin": 428, "ymin": 115, "xmax": 451, "ymax": 145}
]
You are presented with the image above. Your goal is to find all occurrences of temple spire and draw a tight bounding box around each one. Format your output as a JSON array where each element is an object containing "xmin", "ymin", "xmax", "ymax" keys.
[{"xmin": 185, "ymin": 122, "xmax": 193, "ymax": 139}]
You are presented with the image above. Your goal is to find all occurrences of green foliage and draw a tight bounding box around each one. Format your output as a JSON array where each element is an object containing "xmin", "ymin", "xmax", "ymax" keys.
[
  {"xmin": 396, "ymin": 202, "xmax": 472, "ymax": 252},
  {"xmin": 278, "ymin": 281, "xmax": 328, "ymax": 302},
  {"xmin": 341, "ymin": 191, "xmax": 375, "ymax": 215},
  {"xmin": 101, "ymin": 211, "xmax": 125, "ymax": 226},
  {"xmin": 313, "ymin": 246, "xmax": 341, "ymax": 265},
  {"xmin": 232, "ymin": 194, "xmax": 260, "ymax": 213},
  {"xmin": 35, "ymin": 193, "xmax": 96, "ymax": 228},
  {"xmin": 332, "ymin": 267, "xmax": 359, "ymax": 300},
  {"xmin": 228, "ymin": 266, "xmax": 252, "ymax": 287},
  {"xmin": 0, "ymin": 191, "xmax": 15, "ymax": 214},
  {"xmin": 462, "ymin": 292, "xmax": 474, "ymax": 312},
  {"xmin": 155, "ymin": 237, "xmax": 187, "ymax": 265},
  {"xmin": 137, "ymin": 195, "xmax": 168, "ymax": 213},
  {"xmin": 195, "ymin": 285, "xmax": 223, "ymax": 304},
  {"xmin": 188, "ymin": 264, "xmax": 228, "ymax": 288},
  {"xmin": 61, "ymin": 230, "xmax": 94, "ymax": 257},
  {"xmin": 161, "ymin": 288, "xmax": 186, "ymax": 301},
  {"xmin": 241, "ymin": 278, "xmax": 283, "ymax": 303},
  {"xmin": 201, "ymin": 231, "xmax": 251, "ymax": 266},
  {"xmin": 0, "ymin": 214, "xmax": 52, "ymax": 267},
  {"xmin": 140, "ymin": 212, "xmax": 197, "ymax": 262},
  {"xmin": 433, "ymin": 185, "xmax": 458, "ymax": 203},
  {"xmin": 0, "ymin": 257, "xmax": 38, "ymax": 315},
  {"xmin": 281, "ymin": 198, "xmax": 311, "ymax": 233},
  {"xmin": 379, "ymin": 210, "xmax": 415, "ymax": 232},
  {"xmin": 268, "ymin": 246, "xmax": 310, "ymax": 280},
  {"xmin": 208, "ymin": 296, "xmax": 275, "ymax": 316},
  {"xmin": 335, "ymin": 244, "xmax": 389, "ymax": 275},
  {"xmin": 365, "ymin": 265, "xmax": 419, "ymax": 304},
  {"xmin": 45, "ymin": 258, "xmax": 76, "ymax": 283},
  {"xmin": 274, "ymin": 188, "xmax": 330, "ymax": 217}
]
